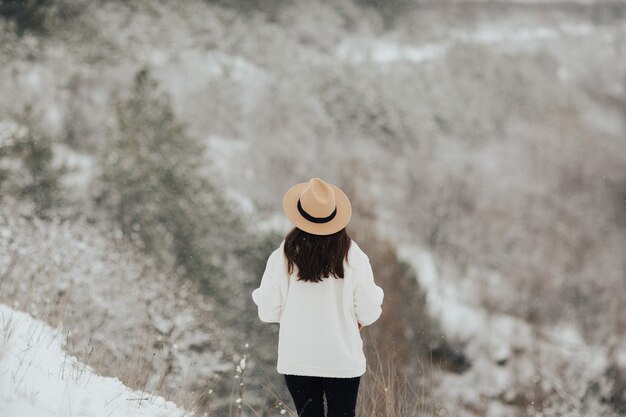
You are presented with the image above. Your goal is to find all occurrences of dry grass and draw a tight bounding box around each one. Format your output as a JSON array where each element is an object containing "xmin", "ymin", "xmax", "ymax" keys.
[{"xmin": 358, "ymin": 332, "xmax": 440, "ymax": 417}]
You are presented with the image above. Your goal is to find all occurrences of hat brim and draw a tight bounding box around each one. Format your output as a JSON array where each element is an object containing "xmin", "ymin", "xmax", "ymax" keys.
[{"xmin": 283, "ymin": 181, "xmax": 352, "ymax": 236}]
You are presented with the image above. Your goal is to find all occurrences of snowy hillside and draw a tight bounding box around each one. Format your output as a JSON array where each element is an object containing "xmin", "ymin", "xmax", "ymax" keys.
[
  {"xmin": 0, "ymin": 197, "xmax": 235, "ymax": 414},
  {"xmin": 0, "ymin": 303, "xmax": 189, "ymax": 417},
  {"xmin": 398, "ymin": 245, "xmax": 626, "ymax": 416},
  {"xmin": 1, "ymin": 0, "xmax": 626, "ymax": 416}
]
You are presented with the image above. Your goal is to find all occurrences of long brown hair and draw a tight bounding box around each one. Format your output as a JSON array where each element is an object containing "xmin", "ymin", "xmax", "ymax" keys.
[{"xmin": 284, "ymin": 227, "xmax": 352, "ymax": 283}]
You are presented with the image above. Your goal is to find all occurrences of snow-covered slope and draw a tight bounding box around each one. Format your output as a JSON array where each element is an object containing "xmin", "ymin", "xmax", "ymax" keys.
[
  {"xmin": 0, "ymin": 303, "xmax": 189, "ymax": 417},
  {"xmin": 0, "ymin": 197, "xmax": 233, "ymax": 412},
  {"xmin": 397, "ymin": 244, "xmax": 625, "ymax": 417}
]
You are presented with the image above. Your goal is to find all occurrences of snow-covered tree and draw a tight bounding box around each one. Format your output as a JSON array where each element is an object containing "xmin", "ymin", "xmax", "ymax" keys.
[
  {"xmin": 96, "ymin": 67, "xmax": 243, "ymax": 301},
  {"xmin": 0, "ymin": 104, "xmax": 67, "ymax": 216}
]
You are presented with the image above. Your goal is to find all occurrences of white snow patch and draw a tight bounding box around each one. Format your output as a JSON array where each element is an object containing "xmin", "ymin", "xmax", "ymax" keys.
[
  {"xmin": 253, "ymin": 212, "xmax": 292, "ymax": 236},
  {"xmin": 337, "ymin": 39, "xmax": 446, "ymax": 64},
  {"xmin": 0, "ymin": 304, "xmax": 188, "ymax": 417},
  {"xmin": 203, "ymin": 135, "xmax": 259, "ymax": 214},
  {"xmin": 205, "ymin": 135, "xmax": 249, "ymax": 171},
  {"xmin": 337, "ymin": 22, "xmax": 600, "ymax": 65},
  {"xmin": 53, "ymin": 144, "xmax": 95, "ymax": 200}
]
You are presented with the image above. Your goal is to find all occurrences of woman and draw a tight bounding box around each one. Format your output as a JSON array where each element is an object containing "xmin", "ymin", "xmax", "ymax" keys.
[{"xmin": 251, "ymin": 177, "xmax": 385, "ymax": 417}]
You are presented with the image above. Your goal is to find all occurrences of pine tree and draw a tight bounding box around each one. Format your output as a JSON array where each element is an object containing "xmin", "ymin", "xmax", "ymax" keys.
[
  {"xmin": 0, "ymin": 0, "xmax": 53, "ymax": 36},
  {"xmin": 97, "ymin": 68, "xmax": 243, "ymax": 299},
  {"xmin": 0, "ymin": 104, "xmax": 67, "ymax": 216}
]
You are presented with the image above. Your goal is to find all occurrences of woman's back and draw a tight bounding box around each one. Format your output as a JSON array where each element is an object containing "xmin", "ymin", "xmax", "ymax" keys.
[{"xmin": 253, "ymin": 238, "xmax": 384, "ymax": 378}]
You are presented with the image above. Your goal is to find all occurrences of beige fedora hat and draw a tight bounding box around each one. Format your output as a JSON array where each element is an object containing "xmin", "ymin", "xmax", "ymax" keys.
[{"xmin": 283, "ymin": 177, "xmax": 352, "ymax": 236}]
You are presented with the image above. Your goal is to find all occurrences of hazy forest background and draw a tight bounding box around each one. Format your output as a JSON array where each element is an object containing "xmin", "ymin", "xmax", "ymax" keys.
[{"xmin": 0, "ymin": 1, "xmax": 625, "ymax": 416}]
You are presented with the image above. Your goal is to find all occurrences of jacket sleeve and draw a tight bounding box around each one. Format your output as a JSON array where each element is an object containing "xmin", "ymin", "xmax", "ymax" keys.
[
  {"xmin": 353, "ymin": 252, "xmax": 384, "ymax": 326},
  {"xmin": 251, "ymin": 250, "xmax": 284, "ymax": 323}
]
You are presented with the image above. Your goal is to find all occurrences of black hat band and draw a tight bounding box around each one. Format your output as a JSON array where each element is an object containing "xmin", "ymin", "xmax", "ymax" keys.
[{"xmin": 297, "ymin": 198, "xmax": 337, "ymax": 224}]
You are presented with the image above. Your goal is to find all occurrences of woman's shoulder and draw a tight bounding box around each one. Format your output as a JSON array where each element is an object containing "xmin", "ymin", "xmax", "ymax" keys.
[
  {"xmin": 265, "ymin": 240, "xmax": 286, "ymax": 263},
  {"xmin": 347, "ymin": 239, "xmax": 368, "ymax": 266},
  {"xmin": 262, "ymin": 241, "xmax": 288, "ymax": 274}
]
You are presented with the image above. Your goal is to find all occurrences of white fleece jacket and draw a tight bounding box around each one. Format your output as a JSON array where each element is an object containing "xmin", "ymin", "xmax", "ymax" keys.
[{"xmin": 251, "ymin": 239, "xmax": 384, "ymax": 378}]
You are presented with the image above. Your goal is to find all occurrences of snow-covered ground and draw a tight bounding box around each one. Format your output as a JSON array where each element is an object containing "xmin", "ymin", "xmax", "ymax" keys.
[
  {"xmin": 0, "ymin": 197, "xmax": 234, "ymax": 413},
  {"xmin": 396, "ymin": 244, "xmax": 626, "ymax": 416},
  {"xmin": 0, "ymin": 303, "xmax": 189, "ymax": 417}
]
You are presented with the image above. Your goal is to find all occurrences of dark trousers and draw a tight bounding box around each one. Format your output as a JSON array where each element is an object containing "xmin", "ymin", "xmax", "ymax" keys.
[{"xmin": 283, "ymin": 374, "xmax": 361, "ymax": 417}]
